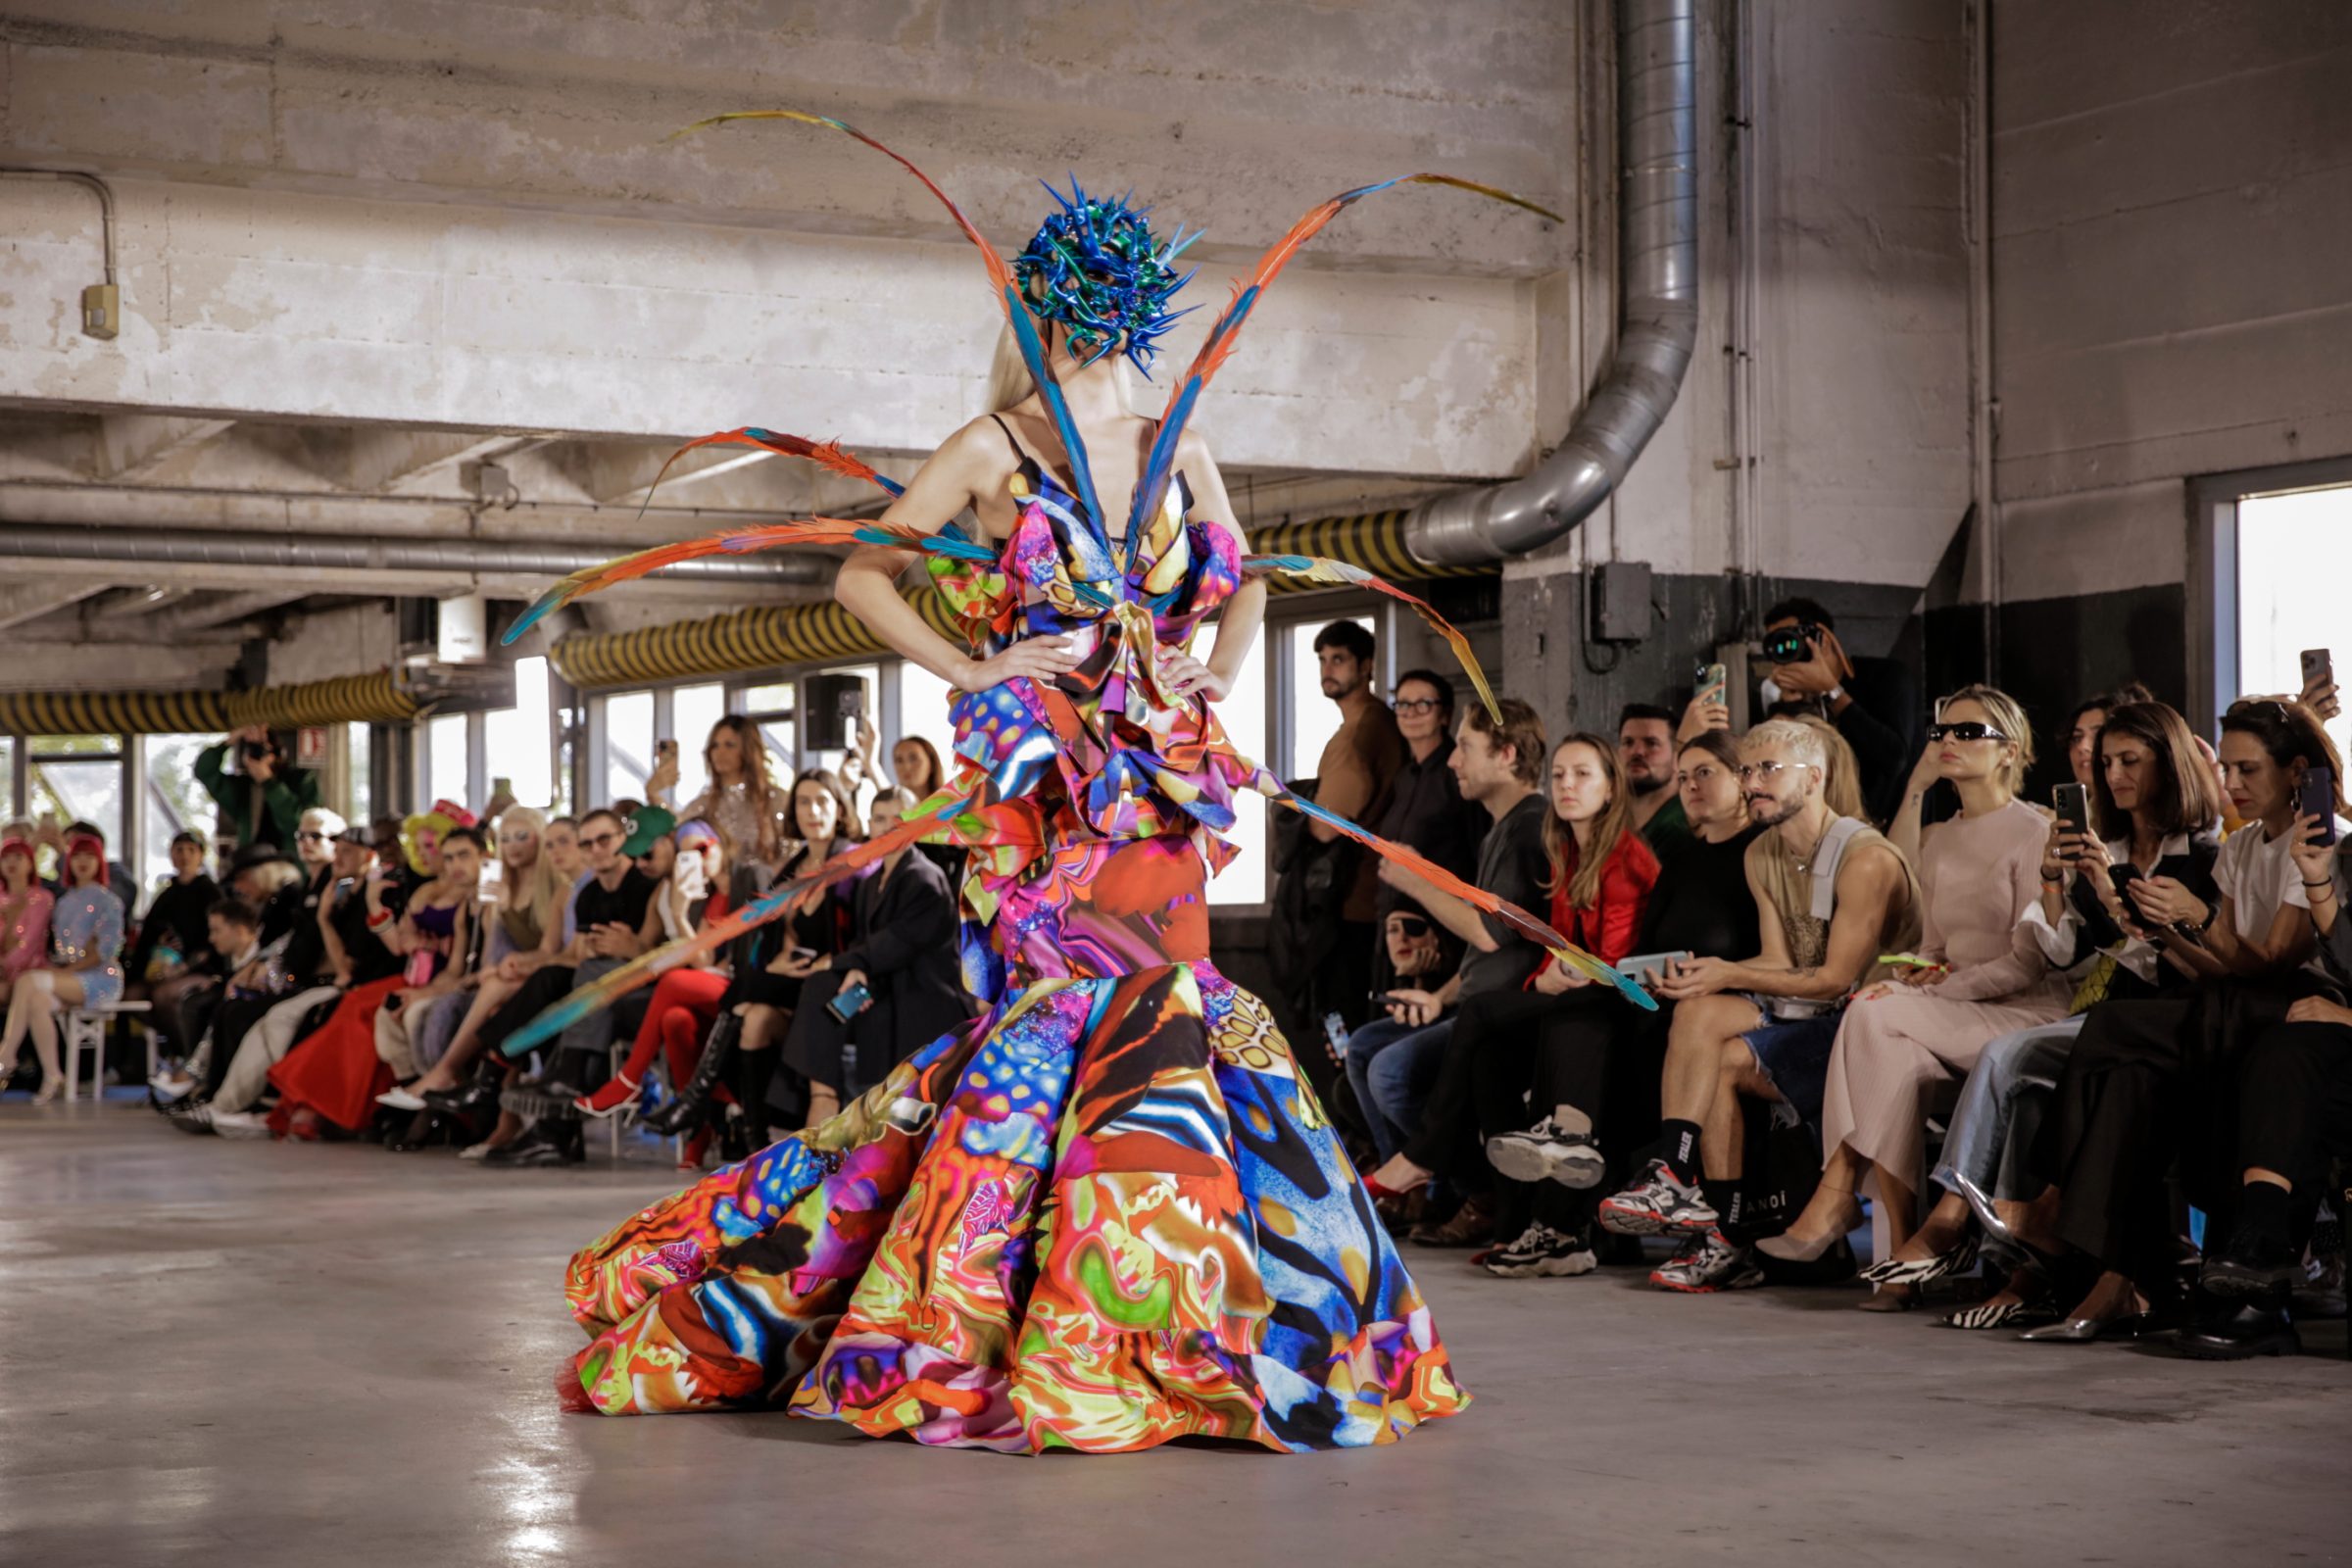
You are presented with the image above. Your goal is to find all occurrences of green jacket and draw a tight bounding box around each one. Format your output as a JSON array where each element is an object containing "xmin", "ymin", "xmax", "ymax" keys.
[{"xmin": 194, "ymin": 741, "xmax": 323, "ymax": 851}]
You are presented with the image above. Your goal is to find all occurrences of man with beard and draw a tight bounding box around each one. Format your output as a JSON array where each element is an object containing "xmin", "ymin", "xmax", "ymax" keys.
[
  {"xmin": 1619, "ymin": 703, "xmax": 1687, "ymax": 847},
  {"xmin": 1282, "ymin": 620, "xmax": 1405, "ymax": 1071},
  {"xmin": 1595, "ymin": 717, "xmax": 1919, "ymax": 1291}
]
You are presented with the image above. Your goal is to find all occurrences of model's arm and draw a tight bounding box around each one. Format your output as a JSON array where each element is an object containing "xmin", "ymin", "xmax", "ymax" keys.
[
  {"xmin": 834, "ymin": 418, "xmax": 1080, "ymax": 695},
  {"xmin": 1179, "ymin": 432, "xmax": 1267, "ymax": 697}
]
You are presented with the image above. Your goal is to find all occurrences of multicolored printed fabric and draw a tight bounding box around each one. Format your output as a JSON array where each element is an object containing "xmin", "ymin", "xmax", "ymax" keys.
[{"xmin": 559, "ymin": 461, "xmax": 1470, "ymax": 1450}]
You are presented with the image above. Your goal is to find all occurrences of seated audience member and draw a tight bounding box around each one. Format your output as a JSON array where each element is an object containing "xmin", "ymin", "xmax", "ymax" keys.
[
  {"xmin": 1888, "ymin": 700, "xmax": 2221, "ymax": 1328},
  {"xmin": 195, "ymin": 726, "xmax": 321, "ymax": 852},
  {"xmin": 398, "ymin": 807, "xmax": 577, "ymax": 1102},
  {"xmin": 1, "ymin": 831, "xmax": 125, "ymax": 1102},
  {"xmin": 1403, "ymin": 732, "xmax": 1656, "ymax": 1280},
  {"xmin": 1890, "ymin": 682, "xmax": 2153, "ymax": 863},
  {"xmin": 888, "ymin": 732, "xmax": 964, "ymax": 884},
  {"xmin": 728, "ymin": 770, "xmax": 861, "ymax": 1148},
  {"xmin": 371, "ymin": 825, "xmax": 491, "ymax": 1088},
  {"xmin": 0, "ymin": 832, "xmax": 55, "ymax": 1009},
  {"xmin": 457, "ymin": 808, "xmax": 663, "ymax": 1167},
  {"xmin": 1597, "ymin": 718, "xmax": 1919, "ymax": 1280},
  {"xmin": 2189, "ymin": 820, "xmax": 2352, "ymax": 1356},
  {"xmin": 36, "ymin": 819, "xmax": 135, "ymax": 908},
  {"xmin": 128, "ymin": 831, "xmax": 222, "ymax": 1053},
  {"xmin": 158, "ymin": 808, "xmax": 347, "ymax": 1113},
  {"xmin": 1528, "ymin": 731, "xmax": 1767, "ymax": 1292},
  {"xmin": 1345, "ymin": 697, "xmax": 1549, "ymax": 1250},
  {"xmin": 573, "ymin": 819, "xmax": 734, "ymax": 1132},
  {"xmin": 1754, "ymin": 687, "xmax": 2074, "ymax": 1308},
  {"xmin": 226, "ymin": 849, "xmax": 307, "ymax": 948},
  {"xmin": 2026, "ymin": 699, "xmax": 2348, "ymax": 1345},
  {"xmin": 775, "ymin": 787, "xmax": 973, "ymax": 1121},
  {"xmin": 1758, "ymin": 597, "xmax": 1918, "ymax": 824},
  {"xmin": 265, "ymin": 827, "xmax": 480, "ymax": 1136},
  {"xmin": 1619, "ymin": 704, "xmax": 1688, "ymax": 847}
]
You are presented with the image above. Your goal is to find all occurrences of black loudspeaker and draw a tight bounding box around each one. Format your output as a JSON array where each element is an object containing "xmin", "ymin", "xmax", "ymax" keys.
[{"xmin": 802, "ymin": 674, "xmax": 868, "ymax": 752}]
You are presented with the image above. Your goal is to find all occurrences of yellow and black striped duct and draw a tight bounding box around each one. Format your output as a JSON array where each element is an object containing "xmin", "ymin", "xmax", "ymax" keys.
[
  {"xmin": 0, "ymin": 669, "xmax": 418, "ymax": 736},
  {"xmin": 1246, "ymin": 509, "xmax": 1493, "ymax": 592},
  {"xmin": 547, "ymin": 512, "xmax": 1497, "ymax": 689},
  {"xmin": 550, "ymin": 590, "xmax": 964, "ymax": 690}
]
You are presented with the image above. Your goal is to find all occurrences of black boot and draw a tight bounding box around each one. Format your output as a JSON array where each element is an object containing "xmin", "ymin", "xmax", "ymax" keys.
[
  {"xmin": 734, "ymin": 1046, "xmax": 778, "ymax": 1149},
  {"xmin": 643, "ymin": 1012, "xmax": 740, "ymax": 1137}
]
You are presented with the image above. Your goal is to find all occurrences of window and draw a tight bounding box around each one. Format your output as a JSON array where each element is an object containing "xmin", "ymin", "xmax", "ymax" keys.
[
  {"xmin": 602, "ymin": 690, "xmax": 654, "ymax": 808},
  {"xmin": 142, "ymin": 733, "xmax": 218, "ymax": 893},
  {"xmin": 348, "ymin": 723, "xmax": 372, "ymax": 826},
  {"xmin": 426, "ymin": 712, "xmax": 468, "ymax": 810},
  {"xmin": 480, "ymin": 656, "xmax": 555, "ymax": 813},
  {"xmin": 894, "ymin": 661, "xmax": 958, "ymax": 796},
  {"xmin": 29, "ymin": 734, "xmax": 124, "ymax": 877},
  {"xmin": 736, "ymin": 682, "xmax": 797, "ymax": 788},
  {"xmin": 2235, "ymin": 484, "xmax": 2352, "ymax": 765},
  {"xmin": 1284, "ymin": 616, "xmax": 1374, "ymax": 782},
  {"xmin": 670, "ymin": 681, "xmax": 727, "ymax": 807},
  {"xmin": 0, "ymin": 736, "xmax": 13, "ymax": 817}
]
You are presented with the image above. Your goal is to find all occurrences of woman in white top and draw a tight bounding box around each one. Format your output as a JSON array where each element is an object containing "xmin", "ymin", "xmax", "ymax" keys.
[{"xmin": 2026, "ymin": 697, "xmax": 2349, "ymax": 1341}]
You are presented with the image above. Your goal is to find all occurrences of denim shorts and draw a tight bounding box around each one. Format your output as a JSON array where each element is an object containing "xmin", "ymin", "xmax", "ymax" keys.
[{"xmin": 1740, "ymin": 1010, "xmax": 1842, "ymax": 1128}]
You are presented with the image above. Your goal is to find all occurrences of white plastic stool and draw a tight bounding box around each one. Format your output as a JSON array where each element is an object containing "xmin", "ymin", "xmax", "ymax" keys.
[{"xmin": 63, "ymin": 1002, "xmax": 154, "ymax": 1102}]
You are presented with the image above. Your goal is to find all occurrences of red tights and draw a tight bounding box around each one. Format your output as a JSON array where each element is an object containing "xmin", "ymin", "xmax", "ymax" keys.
[{"xmin": 615, "ymin": 967, "xmax": 728, "ymax": 1089}]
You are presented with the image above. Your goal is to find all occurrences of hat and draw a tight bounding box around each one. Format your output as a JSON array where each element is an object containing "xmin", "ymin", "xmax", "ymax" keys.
[
  {"xmin": 0, "ymin": 836, "xmax": 31, "ymax": 865},
  {"xmin": 227, "ymin": 843, "xmax": 300, "ymax": 878},
  {"xmin": 333, "ymin": 824, "xmax": 377, "ymax": 853},
  {"xmin": 618, "ymin": 806, "xmax": 678, "ymax": 858},
  {"xmin": 398, "ymin": 799, "xmax": 476, "ymax": 874},
  {"xmin": 64, "ymin": 832, "xmax": 109, "ymax": 887}
]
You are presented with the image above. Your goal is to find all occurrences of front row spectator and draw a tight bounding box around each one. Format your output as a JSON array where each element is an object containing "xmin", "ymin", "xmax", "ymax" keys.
[
  {"xmin": 129, "ymin": 832, "xmax": 222, "ymax": 1055},
  {"xmin": 0, "ymin": 832, "xmax": 125, "ymax": 1102},
  {"xmin": 1348, "ymin": 697, "xmax": 1549, "ymax": 1247},
  {"xmin": 1598, "ymin": 719, "xmax": 1919, "ymax": 1284},
  {"xmin": 0, "ymin": 833, "xmax": 56, "ymax": 1008}
]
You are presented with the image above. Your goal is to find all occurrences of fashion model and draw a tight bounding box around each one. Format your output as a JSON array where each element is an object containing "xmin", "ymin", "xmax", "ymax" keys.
[{"xmin": 510, "ymin": 112, "xmax": 1644, "ymax": 1451}]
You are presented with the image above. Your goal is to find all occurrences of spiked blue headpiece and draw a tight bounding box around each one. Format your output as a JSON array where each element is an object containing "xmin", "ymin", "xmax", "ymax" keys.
[{"xmin": 1013, "ymin": 178, "xmax": 1199, "ymax": 377}]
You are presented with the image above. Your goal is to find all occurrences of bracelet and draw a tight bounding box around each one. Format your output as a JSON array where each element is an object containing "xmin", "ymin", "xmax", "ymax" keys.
[
  {"xmin": 2305, "ymin": 880, "xmax": 2335, "ymax": 890},
  {"xmin": 365, "ymin": 909, "xmax": 394, "ymax": 930}
]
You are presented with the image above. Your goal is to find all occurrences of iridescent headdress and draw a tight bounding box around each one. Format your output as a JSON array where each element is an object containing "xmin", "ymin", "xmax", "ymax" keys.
[{"xmin": 1013, "ymin": 179, "xmax": 1197, "ymax": 376}]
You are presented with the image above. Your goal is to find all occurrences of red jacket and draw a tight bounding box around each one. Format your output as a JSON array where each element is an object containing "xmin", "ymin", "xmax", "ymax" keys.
[{"xmin": 1529, "ymin": 829, "xmax": 1659, "ymax": 983}]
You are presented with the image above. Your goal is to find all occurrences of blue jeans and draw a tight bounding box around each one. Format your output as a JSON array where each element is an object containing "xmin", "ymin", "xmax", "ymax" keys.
[
  {"xmin": 1344, "ymin": 1012, "xmax": 1457, "ymax": 1164},
  {"xmin": 1931, "ymin": 1016, "xmax": 2083, "ymax": 1201}
]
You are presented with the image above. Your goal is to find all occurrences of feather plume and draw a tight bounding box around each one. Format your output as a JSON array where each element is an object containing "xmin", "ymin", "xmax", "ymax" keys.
[{"xmin": 628, "ymin": 427, "xmax": 904, "ymax": 524}]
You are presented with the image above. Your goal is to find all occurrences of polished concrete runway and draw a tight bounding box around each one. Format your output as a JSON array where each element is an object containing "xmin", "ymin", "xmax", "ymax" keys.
[{"xmin": 4, "ymin": 1099, "xmax": 2346, "ymax": 1568}]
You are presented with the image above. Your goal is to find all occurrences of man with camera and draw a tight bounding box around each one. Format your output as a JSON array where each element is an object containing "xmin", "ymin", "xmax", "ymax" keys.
[
  {"xmin": 195, "ymin": 725, "xmax": 323, "ymax": 854},
  {"xmin": 1757, "ymin": 597, "xmax": 1920, "ymax": 824}
]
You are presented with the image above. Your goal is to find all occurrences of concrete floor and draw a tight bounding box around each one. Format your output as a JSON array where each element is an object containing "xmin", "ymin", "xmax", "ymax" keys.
[{"xmin": 3, "ymin": 1101, "xmax": 2346, "ymax": 1568}]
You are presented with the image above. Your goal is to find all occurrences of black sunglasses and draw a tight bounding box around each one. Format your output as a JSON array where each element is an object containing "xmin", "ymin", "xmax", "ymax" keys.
[
  {"xmin": 1387, "ymin": 914, "xmax": 1434, "ymax": 938},
  {"xmin": 1928, "ymin": 721, "xmax": 2008, "ymax": 744}
]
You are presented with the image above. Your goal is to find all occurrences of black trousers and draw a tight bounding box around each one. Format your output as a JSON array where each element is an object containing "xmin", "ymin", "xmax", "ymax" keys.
[
  {"xmin": 482, "ymin": 965, "xmax": 577, "ymax": 1060},
  {"xmin": 1452, "ymin": 987, "xmax": 1665, "ymax": 1240},
  {"xmin": 2038, "ymin": 982, "xmax": 2318, "ymax": 1283},
  {"xmin": 204, "ymin": 992, "xmax": 283, "ymax": 1098},
  {"xmin": 2236, "ymin": 1019, "xmax": 2352, "ymax": 1242}
]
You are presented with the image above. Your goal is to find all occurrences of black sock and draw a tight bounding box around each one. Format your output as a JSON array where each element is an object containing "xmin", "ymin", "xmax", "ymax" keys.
[
  {"xmin": 2236, "ymin": 1181, "xmax": 2292, "ymax": 1248},
  {"xmin": 736, "ymin": 1050, "xmax": 778, "ymax": 1145},
  {"xmin": 1721, "ymin": 1187, "xmax": 1746, "ymax": 1232},
  {"xmin": 1658, "ymin": 1120, "xmax": 1701, "ymax": 1186}
]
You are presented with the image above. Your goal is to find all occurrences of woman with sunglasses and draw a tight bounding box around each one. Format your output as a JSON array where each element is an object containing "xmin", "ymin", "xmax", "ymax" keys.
[
  {"xmin": 1757, "ymin": 686, "xmax": 2074, "ymax": 1304},
  {"xmin": 1869, "ymin": 700, "xmax": 2223, "ymax": 1326}
]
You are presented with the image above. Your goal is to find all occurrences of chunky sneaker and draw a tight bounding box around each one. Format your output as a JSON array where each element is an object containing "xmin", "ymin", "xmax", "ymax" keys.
[
  {"xmin": 1483, "ymin": 1223, "xmax": 1598, "ymax": 1279},
  {"xmin": 1651, "ymin": 1228, "xmax": 1765, "ymax": 1294},
  {"xmin": 1485, "ymin": 1115, "xmax": 1607, "ymax": 1190},
  {"xmin": 1598, "ymin": 1158, "xmax": 1718, "ymax": 1238}
]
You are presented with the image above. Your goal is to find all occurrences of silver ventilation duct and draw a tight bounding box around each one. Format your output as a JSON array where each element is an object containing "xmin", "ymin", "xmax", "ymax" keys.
[
  {"xmin": 1402, "ymin": 0, "xmax": 1698, "ymax": 566},
  {"xmin": 0, "ymin": 524, "xmax": 830, "ymax": 585}
]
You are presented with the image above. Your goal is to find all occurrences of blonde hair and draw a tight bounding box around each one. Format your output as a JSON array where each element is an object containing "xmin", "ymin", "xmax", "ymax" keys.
[
  {"xmin": 1741, "ymin": 717, "xmax": 1829, "ymax": 774},
  {"xmin": 980, "ymin": 320, "xmax": 1135, "ymax": 417},
  {"xmin": 1793, "ymin": 715, "xmax": 1867, "ymax": 821},
  {"xmin": 492, "ymin": 806, "xmax": 568, "ymax": 930},
  {"xmin": 1940, "ymin": 683, "xmax": 2035, "ymax": 795},
  {"xmin": 298, "ymin": 806, "xmax": 348, "ymax": 840}
]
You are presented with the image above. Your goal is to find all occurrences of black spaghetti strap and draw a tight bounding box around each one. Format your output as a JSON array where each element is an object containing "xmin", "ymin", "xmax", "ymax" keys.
[{"xmin": 987, "ymin": 413, "xmax": 1024, "ymax": 463}]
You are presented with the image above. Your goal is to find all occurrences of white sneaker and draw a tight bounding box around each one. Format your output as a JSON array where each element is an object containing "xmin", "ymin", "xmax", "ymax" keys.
[
  {"xmin": 149, "ymin": 1073, "xmax": 198, "ymax": 1106},
  {"xmin": 209, "ymin": 1110, "xmax": 270, "ymax": 1140},
  {"xmin": 1485, "ymin": 1112, "xmax": 1606, "ymax": 1190}
]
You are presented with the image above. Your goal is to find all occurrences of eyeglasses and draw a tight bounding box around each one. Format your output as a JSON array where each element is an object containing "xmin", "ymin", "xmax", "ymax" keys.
[
  {"xmin": 579, "ymin": 832, "xmax": 620, "ymax": 850},
  {"xmin": 1737, "ymin": 760, "xmax": 1797, "ymax": 782},
  {"xmin": 1394, "ymin": 698, "xmax": 1446, "ymax": 715},
  {"xmin": 1927, "ymin": 721, "xmax": 2008, "ymax": 744}
]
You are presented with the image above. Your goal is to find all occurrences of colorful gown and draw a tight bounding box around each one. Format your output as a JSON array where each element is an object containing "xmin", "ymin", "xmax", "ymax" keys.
[{"xmin": 560, "ymin": 458, "xmax": 1473, "ymax": 1452}]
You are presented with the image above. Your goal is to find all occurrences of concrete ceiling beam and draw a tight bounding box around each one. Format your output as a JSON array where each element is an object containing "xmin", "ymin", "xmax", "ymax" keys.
[
  {"xmin": 0, "ymin": 578, "xmax": 116, "ymax": 633},
  {"xmin": 92, "ymin": 416, "xmax": 237, "ymax": 481}
]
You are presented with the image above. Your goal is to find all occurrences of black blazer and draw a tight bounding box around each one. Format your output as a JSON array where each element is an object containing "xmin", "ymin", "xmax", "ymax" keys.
[
  {"xmin": 2064, "ymin": 828, "xmax": 2223, "ymax": 998},
  {"xmin": 836, "ymin": 849, "xmax": 975, "ymax": 1065}
]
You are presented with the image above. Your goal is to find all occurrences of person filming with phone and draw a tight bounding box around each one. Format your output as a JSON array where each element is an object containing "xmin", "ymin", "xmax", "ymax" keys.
[{"xmin": 195, "ymin": 726, "xmax": 323, "ymax": 853}]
